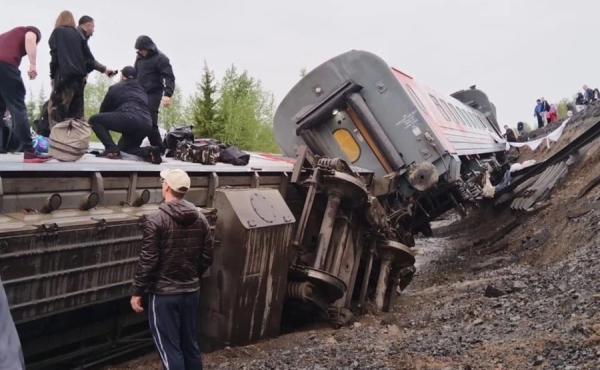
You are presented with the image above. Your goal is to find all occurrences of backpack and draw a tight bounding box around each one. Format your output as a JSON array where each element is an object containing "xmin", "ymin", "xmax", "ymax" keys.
[
  {"xmin": 48, "ymin": 119, "xmax": 91, "ymax": 162},
  {"xmin": 0, "ymin": 117, "xmax": 23, "ymax": 153},
  {"xmin": 164, "ymin": 125, "xmax": 194, "ymax": 157}
]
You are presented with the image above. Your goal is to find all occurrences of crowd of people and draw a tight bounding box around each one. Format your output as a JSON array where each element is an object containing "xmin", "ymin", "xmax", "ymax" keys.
[{"xmin": 0, "ymin": 10, "xmax": 175, "ymax": 164}]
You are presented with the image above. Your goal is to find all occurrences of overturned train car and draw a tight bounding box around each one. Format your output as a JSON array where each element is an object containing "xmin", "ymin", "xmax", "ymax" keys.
[
  {"xmin": 274, "ymin": 50, "xmax": 508, "ymax": 243},
  {"xmin": 1, "ymin": 50, "xmax": 507, "ymax": 369}
]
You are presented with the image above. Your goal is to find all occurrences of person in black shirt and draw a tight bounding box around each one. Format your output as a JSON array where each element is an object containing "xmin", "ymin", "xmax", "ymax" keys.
[
  {"xmin": 134, "ymin": 36, "xmax": 175, "ymax": 153},
  {"xmin": 89, "ymin": 66, "xmax": 162, "ymax": 164},
  {"xmin": 48, "ymin": 11, "xmax": 94, "ymax": 128},
  {"xmin": 77, "ymin": 15, "xmax": 115, "ymax": 77}
]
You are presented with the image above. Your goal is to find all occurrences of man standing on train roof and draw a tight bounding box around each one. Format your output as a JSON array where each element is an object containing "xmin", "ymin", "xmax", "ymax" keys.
[
  {"xmin": 0, "ymin": 26, "xmax": 52, "ymax": 163},
  {"xmin": 130, "ymin": 169, "xmax": 213, "ymax": 370},
  {"xmin": 77, "ymin": 16, "xmax": 115, "ymax": 78},
  {"xmin": 134, "ymin": 35, "xmax": 175, "ymax": 154}
]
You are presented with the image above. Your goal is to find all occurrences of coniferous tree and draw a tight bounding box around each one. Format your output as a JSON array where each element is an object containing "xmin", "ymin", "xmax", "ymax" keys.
[{"xmin": 190, "ymin": 61, "xmax": 218, "ymax": 138}]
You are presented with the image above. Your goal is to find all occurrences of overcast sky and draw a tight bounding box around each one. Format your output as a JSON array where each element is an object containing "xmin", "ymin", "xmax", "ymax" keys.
[{"xmin": 2, "ymin": 0, "xmax": 598, "ymax": 129}]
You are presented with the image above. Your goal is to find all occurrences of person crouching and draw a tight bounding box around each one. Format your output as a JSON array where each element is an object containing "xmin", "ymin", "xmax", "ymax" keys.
[{"xmin": 89, "ymin": 66, "xmax": 162, "ymax": 164}]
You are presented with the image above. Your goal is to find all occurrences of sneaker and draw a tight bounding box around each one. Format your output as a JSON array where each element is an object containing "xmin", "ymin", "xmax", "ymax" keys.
[
  {"xmin": 24, "ymin": 149, "xmax": 52, "ymax": 163},
  {"xmin": 149, "ymin": 146, "xmax": 162, "ymax": 165}
]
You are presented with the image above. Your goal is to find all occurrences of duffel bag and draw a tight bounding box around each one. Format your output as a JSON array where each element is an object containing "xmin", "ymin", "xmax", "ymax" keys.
[
  {"xmin": 48, "ymin": 118, "xmax": 91, "ymax": 162},
  {"xmin": 190, "ymin": 143, "xmax": 220, "ymax": 165}
]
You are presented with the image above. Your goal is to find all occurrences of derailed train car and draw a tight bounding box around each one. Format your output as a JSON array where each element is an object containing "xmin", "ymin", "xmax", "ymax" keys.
[
  {"xmin": 274, "ymin": 50, "xmax": 508, "ymax": 243},
  {"xmin": 0, "ymin": 50, "xmax": 508, "ymax": 369}
]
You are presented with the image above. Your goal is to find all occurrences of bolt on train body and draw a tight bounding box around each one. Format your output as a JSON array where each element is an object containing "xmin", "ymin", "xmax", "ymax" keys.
[{"xmin": 1, "ymin": 50, "xmax": 510, "ymax": 368}]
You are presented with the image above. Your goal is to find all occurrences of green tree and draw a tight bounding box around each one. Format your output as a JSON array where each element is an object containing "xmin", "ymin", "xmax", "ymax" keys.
[
  {"xmin": 26, "ymin": 90, "xmax": 36, "ymax": 123},
  {"xmin": 557, "ymin": 98, "xmax": 571, "ymax": 120},
  {"xmin": 158, "ymin": 86, "xmax": 187, "ymax": 130},
  {"xmin": 214, "ymin": 65, "xmax": 279, "ymax": 152},
  {"xmin": 36, "ymin": 86, "xmax": 47, "ymax": 117},
  {"xmin": 300, "ymin": 67, "xmax": 307, "ymax": 78},
  {"xmin": 84, "ymin": 75, "xmax": 114, "ymax": 118},
  {"xmin": 190, "ymin": 61, "xmax": 218, "ymax": 138}
]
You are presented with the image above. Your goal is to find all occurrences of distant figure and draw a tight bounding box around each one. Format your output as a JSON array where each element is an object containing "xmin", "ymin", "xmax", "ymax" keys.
[
  {"xmin": 0, "ymin": 26, "xmax": 52, "ymax": 162},
  {"xmin": 583, "ymin": 85, "xmax": 595, "ymax": 104},
  {"xmin": 0, "ymin": 276, "xmax": 25, "ymax": 370},
  {"xmin": 541, "ymin": 97, "xmax": 550, "ymax": 126},
  {"xmin": 131, "ymin": 169, "xmax": 213, "ymax": 370},
  {"xmin": 548, "ymin": 103, "xmax": 558, "ymax": 123},
  {"xmin": 48, "ymin": 10, "xmax": 94, "ymax": 127},
  {"xmin": 134, "ymin": 36, "xmax": 175, "ymax": 154},
  {"xmin": 77, "ymin": 16, "xmax": 115, "ymax": 78},
  {"xmin": 89, "ymin": 66, "xmax": 162, "ymax": 164},
  {"xmin": 517, "ymin": 121, "xmax": 525, "ymax": 134},
  {"xmin": 504, "ymin": 125, "xmax": 519, "ymax": 154},
  {"xmin": 575, "ymin": 93, "xmax": 586, "ymax": 112},
  {"xmin": 534, "ymin": 99, "xmax": 544, "ymax": 129}
]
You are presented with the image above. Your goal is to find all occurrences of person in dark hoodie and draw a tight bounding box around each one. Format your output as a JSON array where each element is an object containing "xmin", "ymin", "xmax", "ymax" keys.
[
  {"xmin": 77, "ymin": 16, "xmax": 115, "ymax": 78},
  {"xmin": 131, "ymin": 169, "xmax": 213, "ymax": 370},
  {"xmin": 89, "ymin": 66, "xmax": 162, "ymax": 164},
  {"xmin": 0, "ymin": 25, "xmax": 52, "ymax": 162},
  {"xmin": 134, "ymin": 36, "xmax": 175, "ymax": 152},
  {"xmin": 48, "ymin": 10, "xmax": 94, "ymax": 128}
]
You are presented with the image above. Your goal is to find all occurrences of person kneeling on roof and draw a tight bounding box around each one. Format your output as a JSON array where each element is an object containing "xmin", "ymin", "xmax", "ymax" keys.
[{"xmin": 89, "ymin": 66, "xmax": 162, "ymax": 164}]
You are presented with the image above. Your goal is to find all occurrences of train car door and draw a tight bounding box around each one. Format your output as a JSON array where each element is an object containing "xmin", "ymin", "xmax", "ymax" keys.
[{"xmin": 308, "ymin": 108, "xmax": 389, "ymax": 177}]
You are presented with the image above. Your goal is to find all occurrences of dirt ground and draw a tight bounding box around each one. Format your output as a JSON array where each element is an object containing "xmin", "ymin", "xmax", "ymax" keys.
[{"xmin": 106, "ymin": 110, "xmax": 600, "ymax": 370}]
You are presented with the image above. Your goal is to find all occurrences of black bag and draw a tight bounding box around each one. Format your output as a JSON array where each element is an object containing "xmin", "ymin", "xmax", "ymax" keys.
[
  {"xmin": 220, "ymin": 145, "xmax": 250, "ymax": 166},
  {"xmin": 164, "ymin": 125, "xmax": 194, "ymax": 157},
  {"xmin": 33, "ymin": 101, "xmax": 50, "ymax": 137},
  {"xmin": 174, "ymin": 140, "xmax": 221, "ymax": 165},
  {"xmin": 0, "ymin": 117, "xmax": 23, "ymax": 153}
]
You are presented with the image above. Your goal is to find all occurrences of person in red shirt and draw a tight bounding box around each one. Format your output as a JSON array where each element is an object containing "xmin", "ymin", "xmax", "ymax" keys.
[{"xmin": 0, "ymin": 26, "xmax": 52, "ymax": 162}]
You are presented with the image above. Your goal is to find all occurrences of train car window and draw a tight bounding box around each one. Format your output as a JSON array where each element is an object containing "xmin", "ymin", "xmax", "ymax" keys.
[
  {"xmin": 404, "ymin": 85, "xmax": 428, "ymax": 115},
  {"xmin": 468, "ymin": 112, "xmax": 483, "ymax": 129},
  {"xmin": 333, "ymin": 128, "xmax": 361, "ymax": 163},
  {"xmin": 463, "ymin": 109, "xmax": 479, "ymax": 129},
  {"xmin": 440, "ymin": 99, "xmax": 459, "ymax": 124},
  {"xmin": 476, "ymin": 115, "xmax": 488, "ymax": 129},
  {"xmin": 448, "ymin": 104, "xmax": 467, "ymax": 126},
  {"xmin": 465, "ymin": 110, "xmax": 481, "ymax": 129},
  {"xmin": 456, "ymin": 107, "xmax": 473, "ymax": 127},
  {"xmin": 429, "ymin": 95, "xmax": 451, "ymax": 122}
]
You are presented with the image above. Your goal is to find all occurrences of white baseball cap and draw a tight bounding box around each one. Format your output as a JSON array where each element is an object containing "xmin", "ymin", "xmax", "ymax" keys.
[{"xmin": 160, "ymin": 169, "xmax": 191, "ymax": 194}]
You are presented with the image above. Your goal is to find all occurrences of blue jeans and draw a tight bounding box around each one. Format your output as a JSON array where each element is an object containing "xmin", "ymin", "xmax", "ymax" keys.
[
  {"xmin": 0, "ymin": 62, "xmax": 33, "ymax": 150},
  {"xmin": 148, "ymin": 291, "xmax": 202, "ymax": 370}
]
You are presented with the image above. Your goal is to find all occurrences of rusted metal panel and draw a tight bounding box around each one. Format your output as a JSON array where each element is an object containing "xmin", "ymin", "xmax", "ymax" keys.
[{"xmin": 198, "ymin": 188, "xmax": 295, "ymax": 350}]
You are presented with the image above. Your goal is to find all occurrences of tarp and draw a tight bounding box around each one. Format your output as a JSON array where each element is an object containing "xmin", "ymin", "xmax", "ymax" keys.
[{"xmin": 506, "ymin": 118, "xmax": 571, "ymax": 151}]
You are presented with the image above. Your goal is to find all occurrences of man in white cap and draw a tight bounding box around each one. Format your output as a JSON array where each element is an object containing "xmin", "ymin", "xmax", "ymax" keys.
[{"xmin": 130, "ymin": 169, "xmax": 213, "ymax": 370}]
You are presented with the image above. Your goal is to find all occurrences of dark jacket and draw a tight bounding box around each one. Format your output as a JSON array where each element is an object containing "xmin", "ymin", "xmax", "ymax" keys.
[
  {"xmin": 0, "ymin": 277, "xmax": 25, "ymax": 370},
  {"xmin": 504, "ymin": 128, "xmax": 517, "ymax": 142},
  {"xmin": 131, "ymin": 200, "xmax": 213, "ymax": 296},
  {"xmin": 584, "ymin": 88, "xmax": 595, "ymax": 103},
  {"xmin": 49, "ymin": 25, "xmax": 93, "ymax": 82},
  {"xmin": 542, "ymin": 100, "xmax": 551, "ymax": 112},
  {"xmin": 134, "ymin": 36, "xmax": 175, "ymax": 97},
  {"xmin": 99, "ymin": 78, "xmax": 152, "ymax": 123},
  {"xmin": 77, "ymin": 26, "xmax": 106, "ymax": 74}
]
